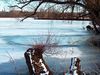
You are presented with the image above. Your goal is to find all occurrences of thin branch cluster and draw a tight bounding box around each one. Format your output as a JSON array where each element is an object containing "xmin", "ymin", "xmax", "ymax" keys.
[{"xmin": 12, "ymin": 0, "xmax": 87, "ymax": 21}]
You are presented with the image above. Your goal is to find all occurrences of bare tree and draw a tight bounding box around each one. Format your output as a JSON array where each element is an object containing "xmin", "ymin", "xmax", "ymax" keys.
[{"xmin": 12, "ymin": 0, "xmax": 100, "ymax": 32}]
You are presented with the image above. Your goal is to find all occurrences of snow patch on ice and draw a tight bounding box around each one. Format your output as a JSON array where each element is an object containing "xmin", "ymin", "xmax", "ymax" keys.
[{"xmin": 45, "ymin": 47, "xmax": 82, "ymax": 59}]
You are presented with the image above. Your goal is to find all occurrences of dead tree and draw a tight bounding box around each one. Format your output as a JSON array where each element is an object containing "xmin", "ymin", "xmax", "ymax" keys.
[
  {"xmin": 11, "ymin": 0, "xmax": 100, "ymax": 33},
  {"xmin": 24, "ymin": 45, "xmax": 53, "ymax": 75},
  {"xmin": 24, "ymin": 48, "xmax": 35, "ymax": 75}
]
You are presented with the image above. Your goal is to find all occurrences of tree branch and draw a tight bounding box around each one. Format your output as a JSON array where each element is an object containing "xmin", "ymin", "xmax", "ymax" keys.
[
  {"xmin": 9, "ymin": 5, "xmax": 22, "ymax": 9},
  {"xmin": 60, "ymin": 5, "xmax": 70, "ymax": 16},
  {"xmin": 28, "ymin": 0, "xmax": 86, "ymax": 8},
  {"xmin": 14, "ymin": 0, "xmax": 88, "ymax": 21},
  {"xmin": 21, "ymin": 1, "xmax": 44, "ymax": 21},
  {"xmin": 9, "ymin": 1, "xmax": 32, "ymax": 9},
  {"xmin": 20, "ymin": 1, "xmax": 32, "ymax": 9},
  {"xmin": 45, "ymin": 4, "xmax": 57, "ymax": 12},
  {"xmin": 76, "ymin": 13, "xmax": 89, "ymax": 19},
  {"xmin": 17, "ymin": 1, "xmax": 31, "ymax": 4},
  {"xmin": 17, "ymin": 0, "xmax": 86, "ymax": 9}
]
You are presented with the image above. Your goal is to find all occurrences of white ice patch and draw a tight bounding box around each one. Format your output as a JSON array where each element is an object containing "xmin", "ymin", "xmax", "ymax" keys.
[
  {"xmin": 0, "ymin": 51, "xmax": 24, "ymax": 64},
  {"xmin": 45, "ymin": 47, "xmax": 82, "ymax": 59},
  {"xmin": 0, "ymin": 38, "xmax": 7, "ymax": 44},
  {"xmin": 0, "ymin": 18, "xmax": 89, "ymax": 36}
]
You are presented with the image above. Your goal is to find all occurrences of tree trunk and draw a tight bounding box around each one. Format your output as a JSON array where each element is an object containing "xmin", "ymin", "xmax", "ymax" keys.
[{"xmin": 92, "ymin": 20, "xmax": 100, "ymax": 34}]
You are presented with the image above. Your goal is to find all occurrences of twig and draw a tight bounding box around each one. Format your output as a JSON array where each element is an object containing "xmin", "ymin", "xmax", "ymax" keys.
[
  {"xmin": 20, "ymin": 1, "xmax": 32, "ymax": 9},
  {"xmin": 45, "ymin": 4, "xmax": 57, "ymax": 12},
  {"xmin": 5, "ymin": 50, "xmax": 20, "ymax": 75},
  {"xmin": 17, "ymin": 1, "xmax": 31, "ymax": 4},
  {"xmin": 21, "ymin": 1, "xmax": 44, "ymax": 21},
  {"xmin": 60, "ymin": 5, "xmax": 69, "ymax": 16},
  {"xmin": 9, "ymin": 1, "xmax": 31, "ymax": 9}
]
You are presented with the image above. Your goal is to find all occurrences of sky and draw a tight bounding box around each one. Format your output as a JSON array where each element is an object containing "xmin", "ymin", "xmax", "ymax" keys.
[
  {"xmin": 0, "ymin": 0, "xmax": 16, "ymax": 11},
  {"xmin": 0, "ymin": 0, "xmax": 41, "ymax": 11}
]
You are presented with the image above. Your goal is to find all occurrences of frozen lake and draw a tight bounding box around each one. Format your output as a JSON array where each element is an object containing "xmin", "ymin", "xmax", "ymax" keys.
[{"xmin": 0, "ymin": 18, "xmax": 100, "ymax": 75}]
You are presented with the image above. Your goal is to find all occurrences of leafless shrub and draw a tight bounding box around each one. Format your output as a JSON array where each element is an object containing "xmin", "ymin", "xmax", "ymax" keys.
[{"xmin": 4, "ymin": 50, "xmax": 20, "ymax": 75}]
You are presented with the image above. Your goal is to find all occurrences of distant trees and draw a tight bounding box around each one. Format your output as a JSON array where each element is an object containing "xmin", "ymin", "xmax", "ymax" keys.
[{"xmin": 13, "ymin": 0, "xmax": 100, "ymax": 33}]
